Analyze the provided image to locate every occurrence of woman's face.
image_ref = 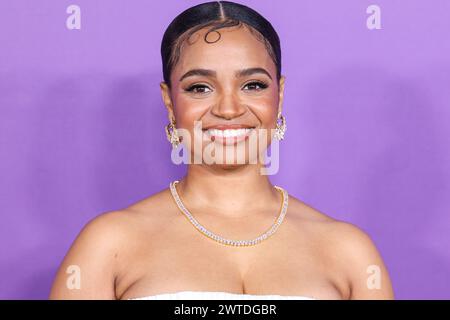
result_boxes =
[160,24,285,168]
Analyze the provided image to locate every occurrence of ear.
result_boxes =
[277,75,286,116]
[160,81,175,121]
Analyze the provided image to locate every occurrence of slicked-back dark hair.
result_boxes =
[160,1,282,88]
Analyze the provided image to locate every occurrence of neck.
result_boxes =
[174,163,282,219]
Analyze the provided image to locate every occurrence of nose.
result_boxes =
[210,91,247,120]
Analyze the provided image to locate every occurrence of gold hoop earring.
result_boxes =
[165,118,181,149]
[273,114,287,141]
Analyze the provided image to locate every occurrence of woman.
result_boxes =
[49,1,394,300]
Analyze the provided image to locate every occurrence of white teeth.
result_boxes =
[206,128,253,138]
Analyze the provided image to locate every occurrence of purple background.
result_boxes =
[1,0,449,299]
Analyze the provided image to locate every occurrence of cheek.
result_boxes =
[176,105,205,129]
[171,96,210,129]
[246,93,279,127]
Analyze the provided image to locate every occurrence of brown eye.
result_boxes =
[243,81,269,91]
[185,84,212,94]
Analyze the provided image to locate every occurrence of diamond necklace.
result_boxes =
[169,180,289,247]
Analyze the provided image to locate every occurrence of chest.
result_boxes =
[116,219,345,299]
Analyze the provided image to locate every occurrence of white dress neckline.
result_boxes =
[127,290,316,300]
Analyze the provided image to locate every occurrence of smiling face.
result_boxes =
[160,23,285,168]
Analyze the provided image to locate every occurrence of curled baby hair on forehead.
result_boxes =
[161,1,282,89]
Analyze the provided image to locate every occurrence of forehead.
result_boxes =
[173,25,276,78]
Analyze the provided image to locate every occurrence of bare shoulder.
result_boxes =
[125,186,173,217]
[49,209,141,299]
[288,195,395,299]
[326,219,395,299]
[288,195,382,250]
[76,187,174,247]
[49,188,172,300]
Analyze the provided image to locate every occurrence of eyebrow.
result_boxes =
[179,67,273,82]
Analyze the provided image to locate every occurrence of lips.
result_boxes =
[202,124,255,131]
[205,127,254,138]
[203,126,256,145]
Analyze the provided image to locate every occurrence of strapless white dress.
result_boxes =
[128,290,315,300]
